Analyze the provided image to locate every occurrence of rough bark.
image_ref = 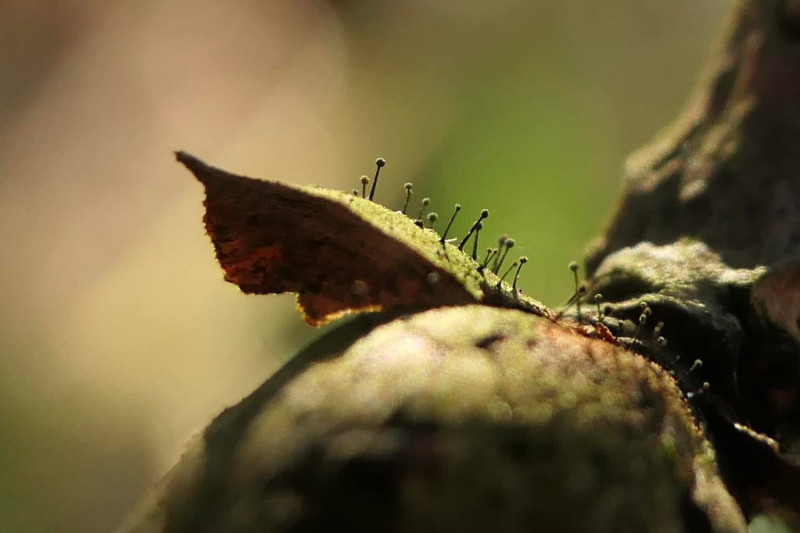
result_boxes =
[587,0,800,273]
[121,1,800,531]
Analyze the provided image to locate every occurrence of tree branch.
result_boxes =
[587,0,800,273]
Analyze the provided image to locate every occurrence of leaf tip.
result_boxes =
[175,151,213,185]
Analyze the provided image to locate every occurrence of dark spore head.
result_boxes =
[512,256,528,291]
[440,204,462,244]
[402,183,414,214]
[368,158,386,201]
[360,175,369,198]
[459,209,490,251]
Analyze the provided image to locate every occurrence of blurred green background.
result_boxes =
[0,1,762,531]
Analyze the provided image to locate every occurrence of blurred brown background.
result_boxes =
[0,1,731,531]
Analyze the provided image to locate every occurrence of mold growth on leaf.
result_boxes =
[176,151,701,389]
[177,151,553,325]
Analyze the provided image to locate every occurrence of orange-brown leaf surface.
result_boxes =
[177,151,550,326]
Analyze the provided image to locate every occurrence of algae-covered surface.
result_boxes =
[128,306,745,532]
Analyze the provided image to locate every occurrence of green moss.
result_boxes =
[136,305,745,532]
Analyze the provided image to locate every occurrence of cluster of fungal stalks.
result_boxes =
[561,262,710,402]
[354,158,530,294]
[353,158,711,405]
